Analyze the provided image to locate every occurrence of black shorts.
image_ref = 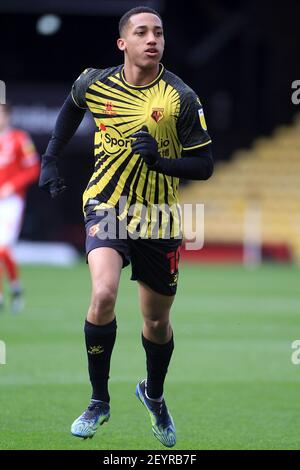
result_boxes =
[85,206,182,296]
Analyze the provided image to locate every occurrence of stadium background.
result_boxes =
[1,0,300,450]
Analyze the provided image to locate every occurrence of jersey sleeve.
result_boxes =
[19,131,39,167]
[71,68,97,109]
[177,88,211,151]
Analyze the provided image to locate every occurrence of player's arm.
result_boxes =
[158,144,213,180]
[131,127,214,181]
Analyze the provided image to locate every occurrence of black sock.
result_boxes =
[142,334,174,400]
[84,318,117,403]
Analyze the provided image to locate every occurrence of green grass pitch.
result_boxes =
[1,262,300,450]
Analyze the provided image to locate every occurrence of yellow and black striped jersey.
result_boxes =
[71,64,211,238]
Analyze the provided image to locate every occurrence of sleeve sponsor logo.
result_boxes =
[198,108,207,131]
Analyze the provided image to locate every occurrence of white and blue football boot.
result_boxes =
[136,379,176,448]
[71,400,110,439]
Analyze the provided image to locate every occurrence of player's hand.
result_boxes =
[39,155,67,198]
[131,126,160,169]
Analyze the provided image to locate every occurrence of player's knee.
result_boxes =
[144,317,170,334]
[90,284,117,319]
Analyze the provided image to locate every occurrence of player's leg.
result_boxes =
[139,281,175,396]
[0,262,4,310]
[0,246,22,310]
[130,237,181,447]
[136,282,176,447]
[85,247,123,402]
[0,195,24,313]
[71,247,123,439]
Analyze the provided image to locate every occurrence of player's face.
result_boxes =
[119,13,164,68]
[0,106,10,132]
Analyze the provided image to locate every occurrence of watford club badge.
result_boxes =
[151,108,164,123]
[88,223,100,237]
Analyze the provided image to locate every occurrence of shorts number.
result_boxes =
[166,247,181,274]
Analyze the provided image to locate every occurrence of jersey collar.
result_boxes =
[120,63,164,90]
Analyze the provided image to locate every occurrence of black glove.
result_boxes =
[131,126,160,169]
[39,155,67,198]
